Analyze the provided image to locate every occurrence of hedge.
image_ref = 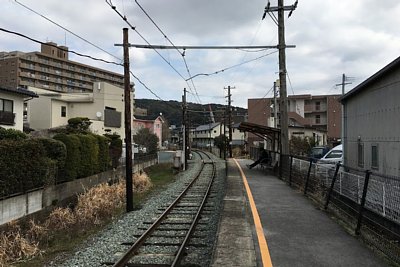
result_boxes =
[77,134,99,178]
[105,133,122,168]
[36,138,67,181]
[95,135,111,172]
[53,134,81,181]
[0,139,55,197]
[0,128,27,141]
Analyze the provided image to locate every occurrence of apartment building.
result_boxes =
[0,42,124,93]
[248,94,341,145]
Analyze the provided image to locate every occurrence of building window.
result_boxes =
[371,145,379,169]
[0,99,13,112]
[315,114,320,124]
[357,143,364,167]
[61,106,67,117]
[315,101,320,111]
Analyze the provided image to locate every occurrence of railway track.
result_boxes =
[105,150,217,267]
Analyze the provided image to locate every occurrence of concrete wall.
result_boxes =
[0,158,157,226]
[344,67,400,176]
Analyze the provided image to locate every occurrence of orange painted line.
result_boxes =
[233,158,273,267]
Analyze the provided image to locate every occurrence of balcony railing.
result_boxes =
[0,111,15,125]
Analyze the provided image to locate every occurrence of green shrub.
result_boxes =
[37,138,67,169]
[77,134,99,177]
[105,133,122,168]
[0,128,27,140]
[94,135,111,172]
[67,117,92,134]
[53,134,81,181]
[0,139,55,196]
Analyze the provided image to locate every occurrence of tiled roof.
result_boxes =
[195,122,221,131]
[0,87,38,98]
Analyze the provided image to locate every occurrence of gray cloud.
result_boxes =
[1,0,400,108]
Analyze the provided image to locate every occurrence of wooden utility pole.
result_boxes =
[123,28,133,212]
[182,88,188,170]
[264,0,297,155]
[273,81,278,128]
[336,73,352,157]
[277,0,289,155]
[225,86,233,158]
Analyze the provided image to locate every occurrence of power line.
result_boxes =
[286,71,295,95]
[186,50,278,81]
[0,27,172,106]
[250,85,275,111]
[134,0,201,103]
[105,0,195,94]
[13,0,122,62]
[0,28,122,66]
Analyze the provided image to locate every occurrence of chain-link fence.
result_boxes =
[250,148,400,264]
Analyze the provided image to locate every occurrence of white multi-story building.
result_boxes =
[27,82,133,139]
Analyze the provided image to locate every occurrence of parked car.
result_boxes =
[318,144,343,164]
[309,146,330,161]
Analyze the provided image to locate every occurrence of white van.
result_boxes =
[318,144,342,164]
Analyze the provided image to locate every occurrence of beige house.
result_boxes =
[0,87,37,131]
[27,82,133,138]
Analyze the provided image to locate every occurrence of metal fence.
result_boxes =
[250,148,400,264]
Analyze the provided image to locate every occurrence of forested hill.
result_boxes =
[135,99,247,127]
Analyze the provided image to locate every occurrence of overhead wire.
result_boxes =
[0,28,122,66]
[249,85,275,111]
[13,0,122,62]
[0,27,178,108]
[286,71,295,95]
[133,0,201,104]
[186,50,278,81]
[105,0,195,96]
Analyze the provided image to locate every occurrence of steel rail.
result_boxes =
[112,151,210,267]
[172,154,216,266]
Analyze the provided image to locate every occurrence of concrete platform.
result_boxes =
[212,158,389,267]
[211,159,257,267]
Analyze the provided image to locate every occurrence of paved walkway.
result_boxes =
[212,158,389,267]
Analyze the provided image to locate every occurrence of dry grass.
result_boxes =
[26,220,48,242]
[133,171,153,193]
[0,221,40,266]
[1,172,153,266]
[46,207,76,230]
[75,182,125,225]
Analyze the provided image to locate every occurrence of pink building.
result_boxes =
[132,115,164,148]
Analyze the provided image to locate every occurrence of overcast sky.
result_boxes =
[2,0,400,108]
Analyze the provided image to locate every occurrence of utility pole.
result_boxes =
[223,110,227,159]
[264,0,297,156]
[336,73,352,157]
[273,81,278,128]
[182,88,188,170]
[122,28,133,212]
[225,86,234,158]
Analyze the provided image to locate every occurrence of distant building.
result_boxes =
[132,115,164,148]
[341,56,400,176]
[0,42,124,93]
[0,86,37,131]
[27,82,131,139]
[191,122,223,148]
[134,107,148,116]
[248,94,341,146]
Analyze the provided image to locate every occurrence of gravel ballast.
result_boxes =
[48,152,226,267]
